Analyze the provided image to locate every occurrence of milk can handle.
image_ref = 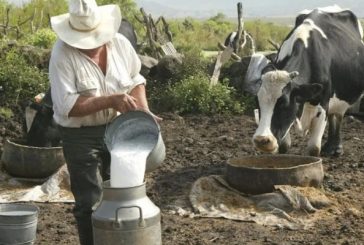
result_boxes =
[114,205,145,228]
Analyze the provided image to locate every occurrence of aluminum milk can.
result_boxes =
[92,181,161,245]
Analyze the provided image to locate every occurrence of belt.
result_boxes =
[59,124,108,135]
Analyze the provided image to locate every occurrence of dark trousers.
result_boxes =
[60,125,110,245]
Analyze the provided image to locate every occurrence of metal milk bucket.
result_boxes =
[92,181,161,245]
[0,203,39,245]
[104,110,165,173]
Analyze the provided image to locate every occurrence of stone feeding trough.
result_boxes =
[1,138,65,179]
[225,154,324,194]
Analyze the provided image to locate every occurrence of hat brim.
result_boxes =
[51,5,121,49]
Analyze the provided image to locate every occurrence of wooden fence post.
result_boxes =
[210,2,244,86]
[137,8,178,59]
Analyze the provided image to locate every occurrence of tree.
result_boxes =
[22,0,68,30]
[209,12,227,23]
[0,0,67,39]
[97,0,138,21]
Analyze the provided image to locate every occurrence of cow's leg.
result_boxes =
[322,114,344,156]
[322,97,350,156]
[306,108,327,156]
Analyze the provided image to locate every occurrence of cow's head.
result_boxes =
[247,68,323,154]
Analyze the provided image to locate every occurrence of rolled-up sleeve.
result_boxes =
[119,34,146,89]
[49,41,79,118]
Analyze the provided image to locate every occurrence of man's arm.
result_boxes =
[68,93,137,117]
[129,84,162,121]
[129,84,148,110]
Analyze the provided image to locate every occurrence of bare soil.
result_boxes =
[1,112,364,244]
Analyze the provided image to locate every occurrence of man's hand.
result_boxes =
[148,110,163,123]
[111,93,138,113]
[69,93,139,117]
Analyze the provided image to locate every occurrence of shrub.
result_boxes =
[243,20,290,55]
[169,17,234,52]
[147,47,250,115]
[25,29,57,49]
[170,48,211,83]
[0,48,49,105]
[0,107,13,119]
[166,73,243,115]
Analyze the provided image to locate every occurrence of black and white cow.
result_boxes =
[118,19,138,51]
[246,5,364,156]
[224,31,240,53]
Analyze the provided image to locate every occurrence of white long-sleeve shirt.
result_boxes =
[49,33,146,128]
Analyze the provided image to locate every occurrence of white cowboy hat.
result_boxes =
[51,0,121,49]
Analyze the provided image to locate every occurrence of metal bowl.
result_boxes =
[225,154,324,194]
[104,110,165,173]
[0,203,39,245]
[1,139,65,178]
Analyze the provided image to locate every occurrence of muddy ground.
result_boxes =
[1,112,364,244]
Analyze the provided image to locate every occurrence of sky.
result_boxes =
[5,0,364,18]
[6,0,22,5]
[135,0,364,18]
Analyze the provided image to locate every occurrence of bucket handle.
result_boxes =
[114,205,145,228]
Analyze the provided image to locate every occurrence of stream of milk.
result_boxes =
[110,136,155,188]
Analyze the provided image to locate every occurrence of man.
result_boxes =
[49,0,160,244]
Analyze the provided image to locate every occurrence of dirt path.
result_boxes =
[4,113,364,244]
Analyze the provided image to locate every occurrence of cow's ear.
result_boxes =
[282,81,292,94]
[295,13,308,28]
[291,83,323,102]
[243,79,262,95]
[243,53,270,95]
